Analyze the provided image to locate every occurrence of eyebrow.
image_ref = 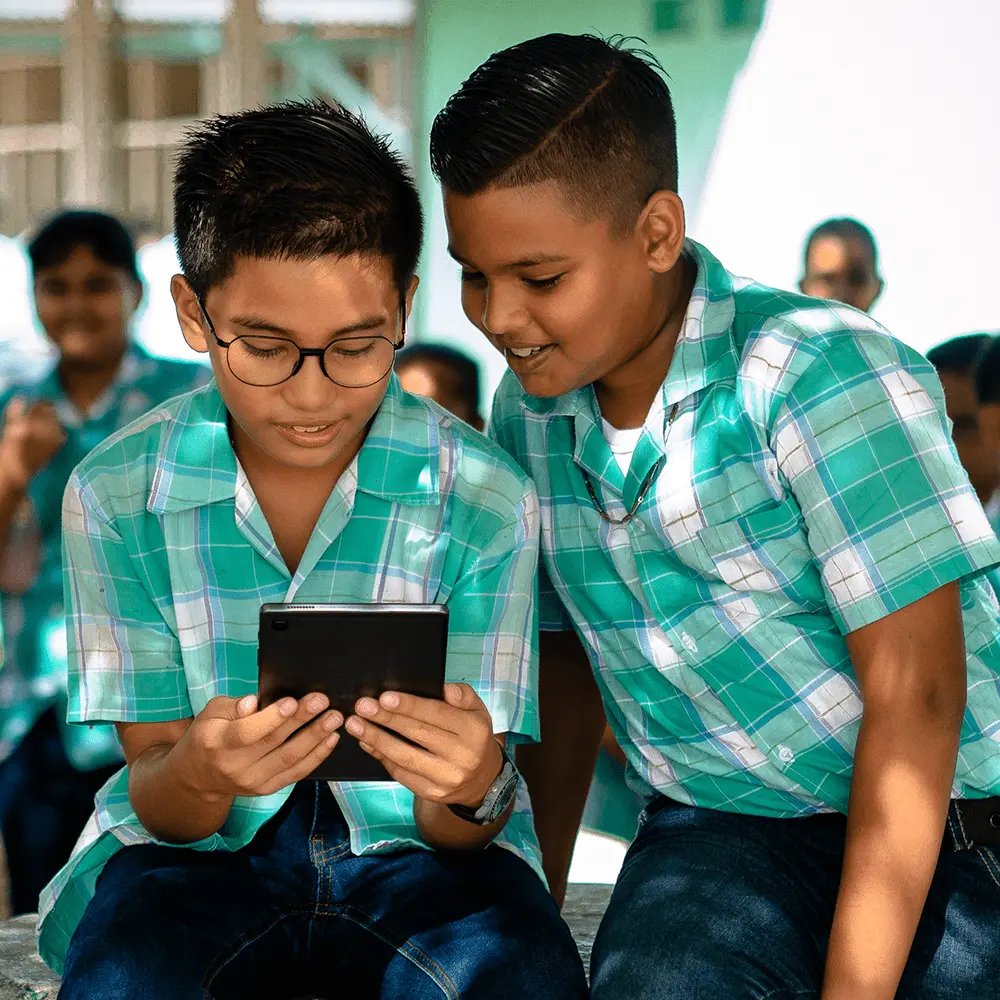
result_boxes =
[447,246,570,271]
[229,314,390,339]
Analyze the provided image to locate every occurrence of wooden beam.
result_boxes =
[218,0,263,114]
[61,0,122,210]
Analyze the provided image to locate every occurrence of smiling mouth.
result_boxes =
[290,425,330,433]
[507,346,547,358]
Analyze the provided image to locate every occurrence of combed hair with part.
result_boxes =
[174,99,422,297]
[430,34,678,234]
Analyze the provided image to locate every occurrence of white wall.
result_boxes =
[694,0,1000,351]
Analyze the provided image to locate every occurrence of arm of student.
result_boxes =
[350,473,545,852]
[771,334,998,999]
[0,397,65,553]
[118,694,342,844]
[62,467,341,844]
[821,583,965,1000]
[517,628,605,906]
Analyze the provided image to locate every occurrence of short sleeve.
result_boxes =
[444,483,541,744]
[62,472,191,723]
[772,335,1000,634]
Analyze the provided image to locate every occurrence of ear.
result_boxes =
[171,274,210,354]
[638,190,686,274]
[126,276,145,316]
[404,275,420,319]
[399,274,420,347]
[868,277,884,310]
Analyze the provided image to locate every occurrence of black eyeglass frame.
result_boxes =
[195,293,407,389]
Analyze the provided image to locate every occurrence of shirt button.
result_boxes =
[776,745,795,765]
[680,632,698,654]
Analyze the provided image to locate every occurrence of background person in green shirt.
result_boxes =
[432,33,1000,1000]
[0,210,206,916]
[45,100,587,999]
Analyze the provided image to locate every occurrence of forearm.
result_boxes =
[0,470,27,555]
[822,701,962,999]
[517,629,606,904]
[414,795,512,850]
[129,739,235,844]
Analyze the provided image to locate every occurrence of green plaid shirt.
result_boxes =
[38,375,542,973]
[0,346,206,771]
[491,239,1000,820]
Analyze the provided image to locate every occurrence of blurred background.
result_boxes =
[1,0,998,888]
[3,0,998,399]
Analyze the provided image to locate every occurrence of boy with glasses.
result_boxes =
[38,100,587,999]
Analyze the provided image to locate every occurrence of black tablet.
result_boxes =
[257,602,449,781]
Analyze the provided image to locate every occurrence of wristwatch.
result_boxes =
[448,741,519,825]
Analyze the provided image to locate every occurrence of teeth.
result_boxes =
[508,346,545,358]
[292,425,328,433]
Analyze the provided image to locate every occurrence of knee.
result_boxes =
[590,919,816,1000]
[60,940,177,1000]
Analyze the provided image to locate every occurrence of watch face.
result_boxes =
[485,768,519,823]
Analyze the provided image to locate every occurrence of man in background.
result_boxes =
[975,335,1000,530]
[927,334,998,506]
[800,217,883,313]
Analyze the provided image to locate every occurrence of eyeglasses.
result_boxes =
[196,296,405,389]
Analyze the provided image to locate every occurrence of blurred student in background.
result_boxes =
[799,217,883,313]
[976,335,1000,529]
[927,335,998,505]
[0,210,207,915]
[396,343,485,430]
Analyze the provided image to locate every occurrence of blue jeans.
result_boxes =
[591,796,1000,999]
[60,782,588,999]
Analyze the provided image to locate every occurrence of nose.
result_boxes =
[280,352,338,411]
[481,283,530,338]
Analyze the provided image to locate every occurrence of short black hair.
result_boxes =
[396,343,481,417]
[927,334,993,377]
[27,209,140,284]
[803,218,880,272]
[430,33,677,234]
[974,335,1000,404]
[174,99,422,297]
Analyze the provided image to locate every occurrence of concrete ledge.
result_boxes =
[0,883,613,996]
[0,915,60,1000]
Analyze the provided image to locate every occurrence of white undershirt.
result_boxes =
[601,416,644,475]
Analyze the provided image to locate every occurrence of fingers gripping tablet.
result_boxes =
[257,603,448,781]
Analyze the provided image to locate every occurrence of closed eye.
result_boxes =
[522,274,565,291]
[459,269,486,285]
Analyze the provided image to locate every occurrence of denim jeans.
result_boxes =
[60,782,588,999]
[590,795,1000,999]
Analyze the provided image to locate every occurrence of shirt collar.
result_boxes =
[148,373,439,515]
[521,238,740,417]
[36,343,154,428]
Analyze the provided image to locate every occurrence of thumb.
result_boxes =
[444,682,480,711]
[200,694,256,721]
[3,396,25,425]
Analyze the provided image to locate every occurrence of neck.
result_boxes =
[596,254,697,429]
[58,346,127,415]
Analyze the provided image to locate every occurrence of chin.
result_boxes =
[514,368,587,400]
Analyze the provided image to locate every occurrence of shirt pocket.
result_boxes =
[695,497,812,598]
